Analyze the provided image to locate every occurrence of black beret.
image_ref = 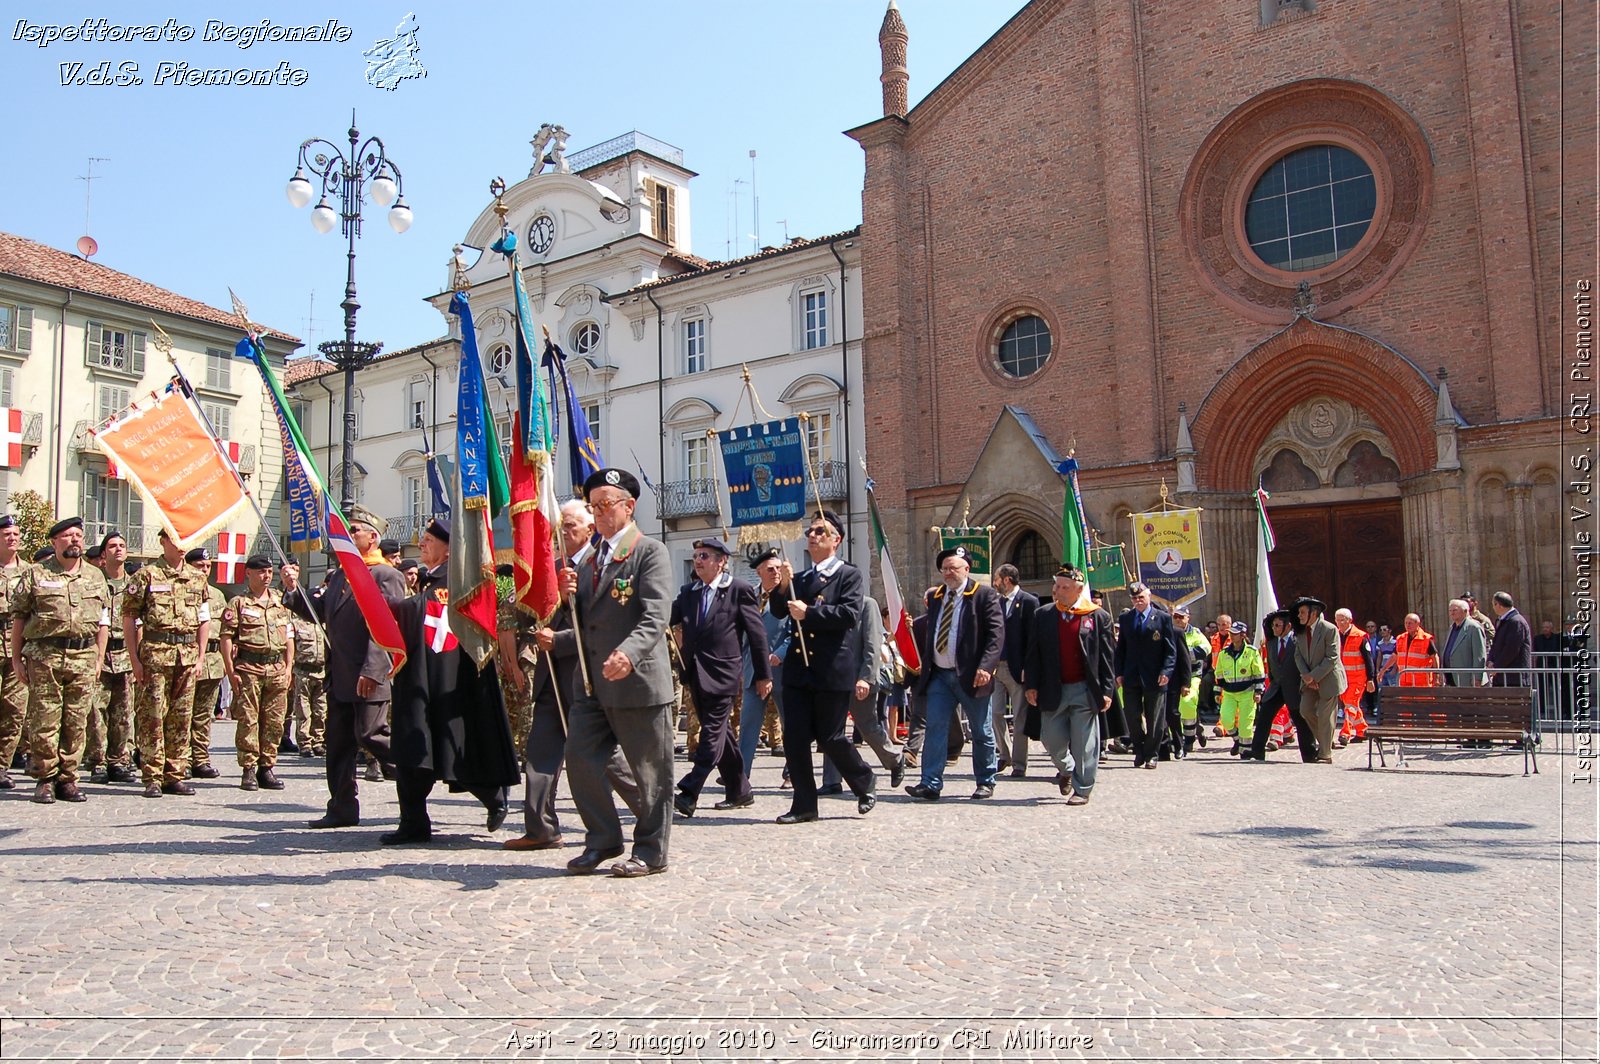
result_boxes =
[245,555,273,571]
[32,546,53,562]
[85,545,103,560]
[813,509,844,539]
[0,515,17,531]
[397,558,420,572]
[692,537,731,556]
[583,467,641,500]
[379,538,401,555]
[752,547,782,565]
[47,517,83,538]
[935,545,970,568]
[184,547,210,564]
[99,530,124,550]
[424,517,449,543]
[125,560,142,575]
[1055,565,1087,582]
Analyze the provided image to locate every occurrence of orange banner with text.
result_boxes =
[92,391,247,549]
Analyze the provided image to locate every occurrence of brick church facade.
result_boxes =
[849,0,1590,630]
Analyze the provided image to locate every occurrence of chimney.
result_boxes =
[879,0,909,118]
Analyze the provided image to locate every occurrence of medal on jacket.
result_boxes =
[1152,629,1162,642]
[612,577,634,604]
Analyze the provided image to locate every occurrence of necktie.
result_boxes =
[592,541,610,592]
[935,597,955,656]
[700,587,712,622]
[758,590,770,614]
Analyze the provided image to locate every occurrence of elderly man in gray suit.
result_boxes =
[1441,598,1488,686]
[1291,595,1346,763]
[559,468,676,878]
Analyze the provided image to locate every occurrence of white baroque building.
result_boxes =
[289,132,865,582]
[0,231,296,565]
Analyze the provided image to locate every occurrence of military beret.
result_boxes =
[85,545,103,561]
[245,555,273,571]
[0,515,17,531]
[1055,565,1087,582]
[397,558,420,572]
[32,547,53,562]
[98,530,124,550]
[692,537,731,557]
[583,467,640,500]
[125,560,142,575]
[47,517,84,538]
[379,538,401,555]
[1461,591,1477,601]
[935,545,970,568]
[184,547,211,564]
[424,517,449,543]
[813,509,844,539]
[752,547,782,565]
[345,504,388,536]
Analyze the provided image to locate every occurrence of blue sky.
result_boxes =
[0,1,1019,353]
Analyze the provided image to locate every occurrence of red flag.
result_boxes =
[214,531,249,583]
[327,506,406,677]
[509,412,561,622]
[0,409,21,469]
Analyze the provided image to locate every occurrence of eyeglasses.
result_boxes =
[693,552,718,561]
[591,497,630,512]
[805,526,833,538]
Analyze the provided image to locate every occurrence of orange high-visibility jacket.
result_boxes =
[1394,628,1439,687]
[1338,628,1368,705]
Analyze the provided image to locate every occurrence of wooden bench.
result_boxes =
[1367,685,1537,775]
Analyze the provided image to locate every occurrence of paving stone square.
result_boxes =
[0,724,1594,1062]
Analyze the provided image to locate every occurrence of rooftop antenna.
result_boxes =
[749,149,759,253]
[302,291,322,351]
[75,156,109,258]
[730,178,746,259]
[775,218,790,243]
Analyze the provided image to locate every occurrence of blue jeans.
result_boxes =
[917,667,998,792]
[1040,682,1100,797]
[739,680,780,777]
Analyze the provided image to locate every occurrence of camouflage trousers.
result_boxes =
[0,654,29,767]
[85,671,133,769]
[234,664,289,770]
[189,676,221,769]
[22,647,98,785]
[290,665,326,752]
[500,668,533,758]
[135,663,198,787]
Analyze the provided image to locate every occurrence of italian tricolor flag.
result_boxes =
[869,486,920,673]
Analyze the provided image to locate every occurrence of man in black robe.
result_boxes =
[379,517,519,845]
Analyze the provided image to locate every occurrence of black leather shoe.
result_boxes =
[106,765,137,784]
[256,767,285,790]
[191,763,220,779]
[566,845,625,874]
[673,793,697,818]
[905,784,941,800]
[972,784,995,800]
[486,804,507,832]
[857,792,877,815]
[142,783,163,798]
[713,794,754,811]
[775,810,818,824]
[161,781,196,796]
[889,756,906,789]
[379,828,432,846]
[816,783,844,796]
[240,770,259,792]
[308,814,358,829]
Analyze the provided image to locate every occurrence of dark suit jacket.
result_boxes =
[771,559,864,693]
[1114,606,1177,686]
[999,588,1040,676]
[1020,604,1115,740]
[556,524,674,708]
[1487,607,1533,686]
[914,578,1004,698]
[1261,632,1302,708]
[298,562,407,703]
[671,576,770,701]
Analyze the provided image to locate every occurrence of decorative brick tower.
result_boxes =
[878,0,908,118]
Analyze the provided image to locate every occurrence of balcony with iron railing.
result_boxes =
[384,513,445,544]
[83,521,156,555]
[813,460,849,501]
[656,479,721,520]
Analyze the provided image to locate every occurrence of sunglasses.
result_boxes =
[805,526,833,538]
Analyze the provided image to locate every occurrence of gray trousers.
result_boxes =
[522,688,641,842]
[822,691,903,786]
[1301,686,1340,760]
[566,696,674,867]
[1040,681,1100,797]
[989,661,1029,768]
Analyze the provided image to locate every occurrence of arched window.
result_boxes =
[1012,530,1055,583]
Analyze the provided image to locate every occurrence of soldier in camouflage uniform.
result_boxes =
[280,563,326,757]
[10,517,110,804]
[0,514,29,789]
[496,566,535,759]
[83,533,137,784]
[184,547,227,779]
[221,556,294,791]
[124,528,211,798]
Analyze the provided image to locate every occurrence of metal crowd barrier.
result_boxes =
[1392,651,1598,740]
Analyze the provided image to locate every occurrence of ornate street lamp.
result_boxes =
[285,112,412,512]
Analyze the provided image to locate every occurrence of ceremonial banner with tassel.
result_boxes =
[719,418,809,546]
[1057,455,1092,575]
[1131,507,1208,610]
[936,526,993,583]
[448,292,509,665]
[233,336,404,675]
[543,337,603,488]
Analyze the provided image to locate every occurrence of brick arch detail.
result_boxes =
[1193,318,1437,491]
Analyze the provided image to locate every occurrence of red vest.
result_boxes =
[1338,627,1367,704]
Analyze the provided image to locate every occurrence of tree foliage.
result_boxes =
[10,489,55,561]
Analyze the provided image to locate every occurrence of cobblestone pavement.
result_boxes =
[0,724,1595,1062]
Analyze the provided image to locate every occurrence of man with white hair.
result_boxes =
[1332,608,1375,745]
[1441,599,1487,686]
